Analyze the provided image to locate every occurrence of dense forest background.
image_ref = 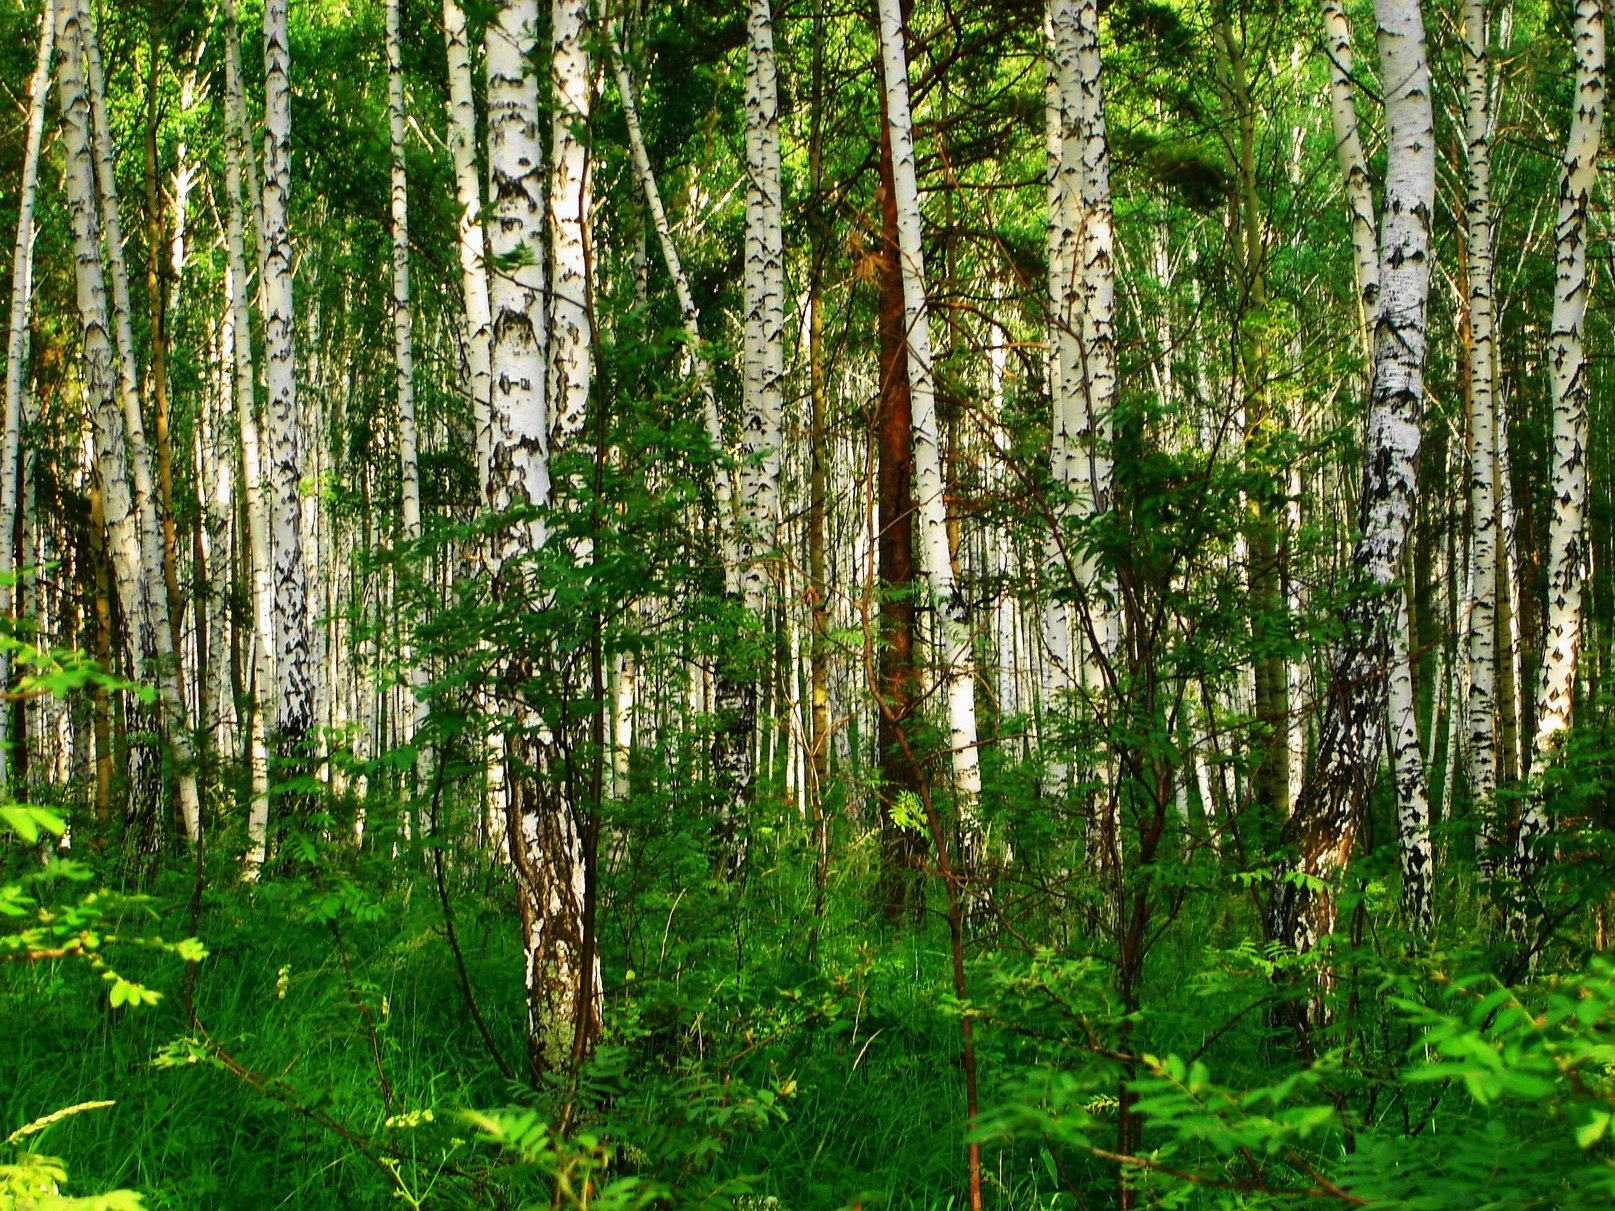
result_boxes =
[3,0,1615,1205]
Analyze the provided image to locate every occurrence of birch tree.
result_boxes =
[68,0,203,845]
[1461,0,1504,878]
[0,2,54,789]
[1521,0,1605,880]
[388,0,430,794]
[261,0,315,750]
[483,0,597,1072]
[1271,0,1434,955]
[443,0,493,490]
[875,0,983,834]
[223,0,276,867]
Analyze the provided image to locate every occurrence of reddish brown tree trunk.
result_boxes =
[875,67,924,920]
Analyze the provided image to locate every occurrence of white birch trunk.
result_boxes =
[223,0,276,868]
[444,0,494,493]
[388,0,431,795]
[548,0,592,448]
[68,0,203,843]
[876,0,983,828]
[1388,586,1432,931]
[608,28,740,580]
[739,0,784,610]
[0,2,54,789]
[1272,0,1433,953]
[261,0,315,746]
[1460,0,1503,875]
[1522,0,1605,872]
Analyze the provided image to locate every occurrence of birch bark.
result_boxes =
[875,0,983,829]
[484,0,597,1073]
[388,0,431,795]
[443,0,494,492]
[223,0,276,867]
[1271,0,1433,954]
[72,0,203,844]
[0,3,54,789]
[1522,0,1605,876]
[1460,0,1503,876]
[261,0,315,749]
[1319,0,1432,926]
[739,0,784,610]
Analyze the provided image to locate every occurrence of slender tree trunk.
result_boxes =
[223,0,276,868]
[607,28,737,569]
[261,0,315,754]
[388,0,431,801]
[1271,0,1434,955]
[1521,0,1605,879]
[739,0,785,609]
[0,2,54,789]
[484,0,597,1075]
[876,0,983,853]
[874,55,924,918]
[67,0,203,846]
[443,0,493,495]
[1460,0,1503,879]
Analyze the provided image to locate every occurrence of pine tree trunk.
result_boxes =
[876,0,983,838]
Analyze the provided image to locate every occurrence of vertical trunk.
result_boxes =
[388,0,431,796]
[1213,9,1289,821]
[1460,0,1503,877]
[0,2,54,789]
[739,0,785,609]
[443,0,494,494]
[484,0,596,1074]
[806,0,832,915]
[64,0,203,846]
[223,0,276,867]
[874,62,923,916]
[143,2,185,662]
[1042,0,1075,775]
[876,0,983,840]
[1320,0,1380,334]
[1389,584,1433,930]
[261,0,315,751]
[548,0,592,449]
[548,0,600,1067]
[1319,0,1432,914]
[1272,0,1433,955]
[1522,0,1605,875]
